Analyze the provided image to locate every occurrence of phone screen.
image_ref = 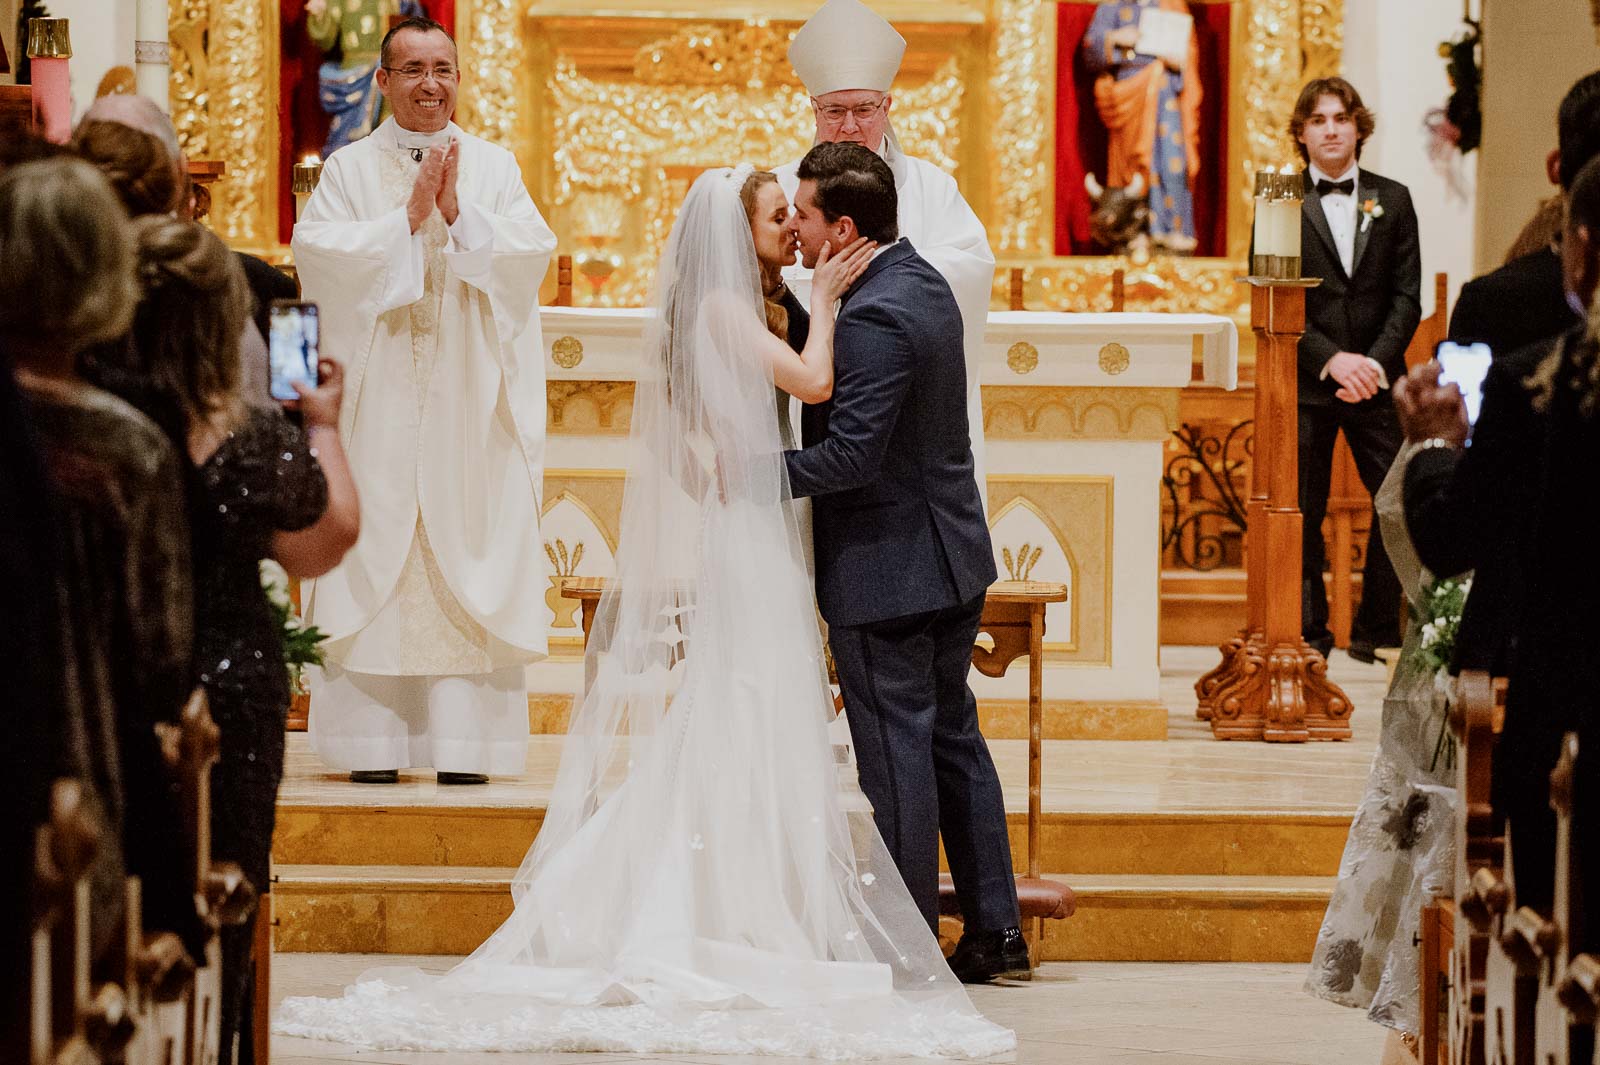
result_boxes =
[1435,340,1492,430]
[269,300,320,402]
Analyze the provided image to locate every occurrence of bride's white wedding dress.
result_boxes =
[274,166,1016,1059]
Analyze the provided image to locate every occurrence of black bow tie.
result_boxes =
[1315,177,1354,197]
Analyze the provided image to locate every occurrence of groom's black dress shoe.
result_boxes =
[438,771,489,785]
[349,769,399,784]
[947,926,1031,984]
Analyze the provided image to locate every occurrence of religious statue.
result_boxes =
[1082,0,1202,253]
[305,0,422,157]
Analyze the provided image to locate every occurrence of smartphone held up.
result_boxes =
[1434,340,1492,438]
[269,299,321,403]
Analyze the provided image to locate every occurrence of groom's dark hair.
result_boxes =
[797,143,898,245]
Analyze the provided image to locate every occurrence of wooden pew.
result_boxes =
[31,778,102,1065]
[1451,670,1507,1065]
[155,690,256,1065]
[1485,827,1540,1065]
[1555,952,1598,1065]
[1531,734,1592,1065]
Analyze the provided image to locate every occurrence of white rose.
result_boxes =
[259,559,293,611]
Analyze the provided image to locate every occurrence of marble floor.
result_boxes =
[278,646,1392,817]
[270,953,1393,1065]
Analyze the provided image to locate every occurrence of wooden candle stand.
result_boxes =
[1195,278,1353,741]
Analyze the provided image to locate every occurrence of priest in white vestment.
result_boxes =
[776,0,996,504]
[293,16,557,784]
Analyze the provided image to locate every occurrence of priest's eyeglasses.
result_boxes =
[812,98,886,124]
[384,64,459,83]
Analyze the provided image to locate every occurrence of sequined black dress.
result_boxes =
[191,406,327,1064]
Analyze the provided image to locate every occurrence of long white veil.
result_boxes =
[275,167,1015,1058]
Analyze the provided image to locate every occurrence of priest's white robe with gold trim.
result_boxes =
[292,118,556,773]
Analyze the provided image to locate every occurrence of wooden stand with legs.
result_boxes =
[1195,278,1353,741]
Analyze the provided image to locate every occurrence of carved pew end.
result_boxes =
[1557,955,1600,1023]
[137,932,197,1005]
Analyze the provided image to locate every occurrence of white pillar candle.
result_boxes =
[1251,171,1274,269]
[134,0,170,113]
[1277,166,1302,260]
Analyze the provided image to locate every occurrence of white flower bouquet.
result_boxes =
[260,559,329,695]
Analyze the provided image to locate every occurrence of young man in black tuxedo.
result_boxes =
[782,142,1024,984]
[1291,77,1421,662]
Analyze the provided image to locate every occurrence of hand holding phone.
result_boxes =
[293,357,344,431]
[269,300,320,403]
[1435,340,1493,429]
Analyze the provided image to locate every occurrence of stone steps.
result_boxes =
[273,803,1353,877]
[269,865,1334,963]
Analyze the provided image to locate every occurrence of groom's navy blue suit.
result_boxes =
[784,238,1020,933]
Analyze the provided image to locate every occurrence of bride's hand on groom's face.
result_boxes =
[810,236,877,305]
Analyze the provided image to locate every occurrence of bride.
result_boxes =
[275,165,1018,1058]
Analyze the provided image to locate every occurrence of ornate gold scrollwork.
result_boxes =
[990,0,1055,256]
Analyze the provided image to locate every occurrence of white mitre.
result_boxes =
[788,0,906,96]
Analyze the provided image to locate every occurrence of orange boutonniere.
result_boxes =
[1359,197,1384,232]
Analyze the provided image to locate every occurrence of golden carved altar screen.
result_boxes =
[173,0,1342,317]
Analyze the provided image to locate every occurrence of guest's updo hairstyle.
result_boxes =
[127,215,251,436]
[737,168,789,341]
[0,158,137,355]
[72,120,183,217]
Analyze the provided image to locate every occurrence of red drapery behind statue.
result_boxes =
[277,0,454,245]
[1054,1,1231,257]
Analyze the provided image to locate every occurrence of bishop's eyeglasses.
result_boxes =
[812,97,887,124]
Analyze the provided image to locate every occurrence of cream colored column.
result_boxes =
[1475,0,1599,272]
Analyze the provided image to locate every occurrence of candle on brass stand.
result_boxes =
[134,0,171,112]
[1250,168,1305,280]
[292,155,323,221]
[1195,175,1349,742]
[27,18,72,144]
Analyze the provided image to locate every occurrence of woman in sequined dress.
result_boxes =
[2,157,204,970]
[103,215,360,1065]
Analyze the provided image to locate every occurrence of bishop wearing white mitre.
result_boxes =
[293,16,557,784]
[776,0,996,501]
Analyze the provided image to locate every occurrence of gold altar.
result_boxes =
[172,0,1343,317]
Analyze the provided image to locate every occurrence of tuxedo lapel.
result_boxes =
[1300,173,1344,280]
[1350,170,1376,276]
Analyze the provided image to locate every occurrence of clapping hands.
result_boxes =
[407,139,461,233]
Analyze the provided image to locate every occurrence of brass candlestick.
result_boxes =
[292,156,322,220]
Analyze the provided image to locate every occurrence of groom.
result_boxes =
[781,142,1025,983]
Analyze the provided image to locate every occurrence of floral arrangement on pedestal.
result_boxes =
[1411,574,1471,771]
[260,559,328,696]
